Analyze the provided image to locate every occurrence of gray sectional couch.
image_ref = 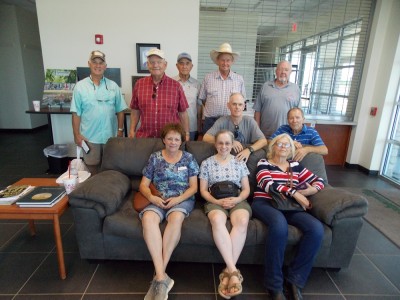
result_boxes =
[68,137,368,270]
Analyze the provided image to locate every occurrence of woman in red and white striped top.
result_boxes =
[252,133,325,300]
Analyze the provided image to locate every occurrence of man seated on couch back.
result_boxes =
[270,107,328,161]
[203,93,267,162]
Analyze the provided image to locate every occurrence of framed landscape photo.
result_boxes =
[136,43,160,73]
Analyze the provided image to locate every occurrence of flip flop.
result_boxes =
[218,270,231,299]
[227,269,243,297]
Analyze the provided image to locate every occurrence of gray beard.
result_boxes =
[278,78,288,84]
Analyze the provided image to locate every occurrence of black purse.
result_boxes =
[210,181,240,199]
[268,166,306,211]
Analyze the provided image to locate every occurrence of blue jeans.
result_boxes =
[252,199,324,291]
[203,116,221,134]
[189,131,198,141]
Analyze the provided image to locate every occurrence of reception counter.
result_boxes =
[26,107,131,144]
[26,108,353,166]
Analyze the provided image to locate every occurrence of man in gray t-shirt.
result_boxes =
[203,93,267,162]
[253,60,301,139]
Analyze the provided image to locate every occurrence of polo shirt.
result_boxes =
[253,80,300,139]
[271,124,325,146]
[173,75,200,132]
[71,76,127,144]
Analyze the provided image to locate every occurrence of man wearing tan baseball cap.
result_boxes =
[71,50,127,174]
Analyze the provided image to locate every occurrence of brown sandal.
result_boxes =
[218,270,231,299]
[227,269,243,297]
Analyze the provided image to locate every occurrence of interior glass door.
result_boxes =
[381,84,400,185]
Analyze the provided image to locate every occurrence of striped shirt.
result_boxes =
[271,124,325,146]
[198,70,246,118]
[254,159,325,201]
[130,74,189,138]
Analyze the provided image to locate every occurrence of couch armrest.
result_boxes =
[310,186,368,226]
[68,170,131,218]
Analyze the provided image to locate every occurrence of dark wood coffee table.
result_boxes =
[0,178,69,279]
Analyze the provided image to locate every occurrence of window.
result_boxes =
[280,20,364,121]
[198,0,374,120]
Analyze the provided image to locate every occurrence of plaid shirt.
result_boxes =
[198,70,246,118]
[130,74,189,138]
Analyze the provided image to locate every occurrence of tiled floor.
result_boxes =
[0,127,400,299]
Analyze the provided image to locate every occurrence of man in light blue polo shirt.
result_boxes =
[71,50,127,174]
[271,107,328,161]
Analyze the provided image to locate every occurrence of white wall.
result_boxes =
[36,0,200,104]
[36,0,200,144]
[0,5,46,129]
[346,0,400,171]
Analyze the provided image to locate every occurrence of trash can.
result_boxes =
[43,144,69,174]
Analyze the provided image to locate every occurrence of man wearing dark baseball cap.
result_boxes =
[71,50,127,174]
[174,52,201,140]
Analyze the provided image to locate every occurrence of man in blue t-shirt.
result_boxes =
[270,107,328,161]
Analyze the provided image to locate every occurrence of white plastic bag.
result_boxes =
[70,147,90,174]
[56,147,91,185]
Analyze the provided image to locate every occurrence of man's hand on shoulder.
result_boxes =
[294,147,308,161]
[232,140,244,153]
[235,147,251,162]
[294,140,302,149]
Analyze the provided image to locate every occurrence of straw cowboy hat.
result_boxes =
[210,43,240,65]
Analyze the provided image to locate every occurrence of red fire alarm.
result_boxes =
[95,34,103,44]
[370,107,378,116]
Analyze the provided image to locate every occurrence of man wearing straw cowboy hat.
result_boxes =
[198,43,246,134]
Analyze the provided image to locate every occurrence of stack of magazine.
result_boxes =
[0,185,35,205]
[16,186,66,208]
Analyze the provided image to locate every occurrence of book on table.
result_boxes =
[0,185,35,205]
[16,186,66,207]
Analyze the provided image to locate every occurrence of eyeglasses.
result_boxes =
[152,84,158,100]
[275,142,291,148]
[234,125,239,139]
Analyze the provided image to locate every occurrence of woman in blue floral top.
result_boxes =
[139,123,199,300]
[199,130,251,299]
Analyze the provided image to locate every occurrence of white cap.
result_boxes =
[146,48,165,59]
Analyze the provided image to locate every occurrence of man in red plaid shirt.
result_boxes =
[129,49,190,140]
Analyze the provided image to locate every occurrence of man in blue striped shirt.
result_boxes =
[270,108,328,161]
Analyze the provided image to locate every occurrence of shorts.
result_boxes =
[139,198,195,222]
[204,200,252,218]
[82,142,104,166]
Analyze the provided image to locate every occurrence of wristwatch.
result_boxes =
[248,146,255,154]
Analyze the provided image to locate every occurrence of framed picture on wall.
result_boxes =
[136,43,160,73]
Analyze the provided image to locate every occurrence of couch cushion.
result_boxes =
[103,198,305,248]
[103,194,143,239]
[300,153,328,183]
[101,137,165,176]
[185,141,216,166]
